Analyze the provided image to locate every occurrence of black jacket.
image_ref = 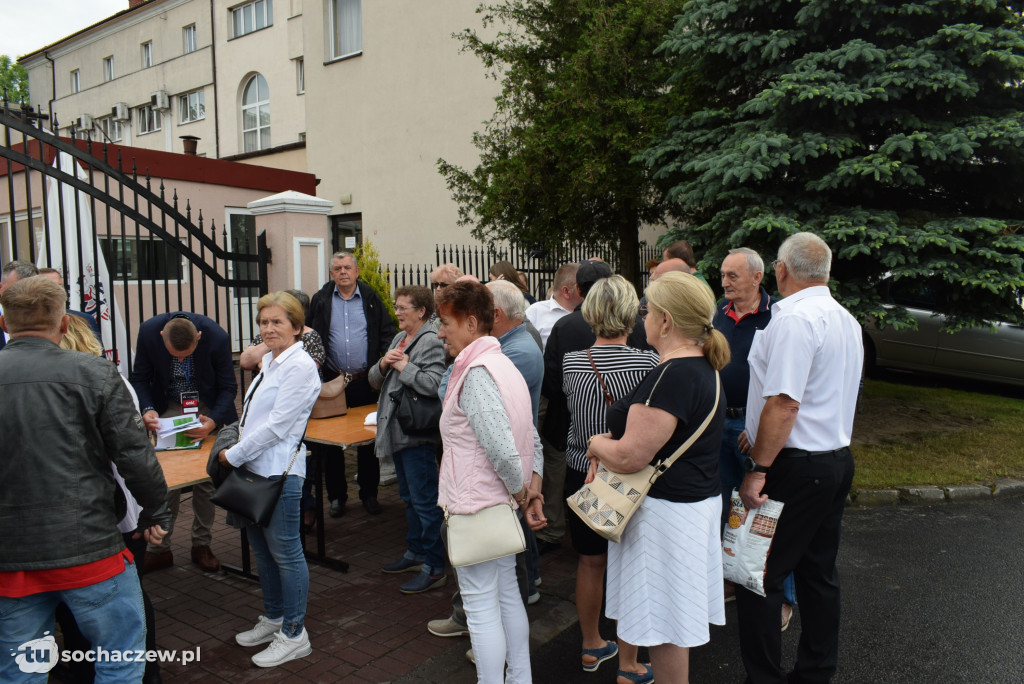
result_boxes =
[0,337,171,570]
[309,279,397,381]
[129,312,239,427]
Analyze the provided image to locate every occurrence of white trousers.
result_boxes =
[457,554,532,683]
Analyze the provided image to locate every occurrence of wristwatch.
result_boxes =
[744,456,769,474]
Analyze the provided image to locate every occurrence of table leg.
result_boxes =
[301,447,349,573]
[221,527,259,582]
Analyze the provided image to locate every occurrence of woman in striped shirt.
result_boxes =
[563,275,658,684]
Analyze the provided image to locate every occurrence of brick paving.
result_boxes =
[65,454,581,683]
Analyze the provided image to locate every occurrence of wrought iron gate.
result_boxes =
[0,98,268,368]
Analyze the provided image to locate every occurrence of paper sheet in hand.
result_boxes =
[153,415,202,451]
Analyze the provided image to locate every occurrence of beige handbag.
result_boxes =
[310,372,349,419]
[567,368,720,543]
[444,499,526,567]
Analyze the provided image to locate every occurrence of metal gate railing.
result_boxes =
[0,98,267,379]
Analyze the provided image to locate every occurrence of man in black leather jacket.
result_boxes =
[0,276,171,683]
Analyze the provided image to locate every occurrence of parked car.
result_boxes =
[862,278,1024,386]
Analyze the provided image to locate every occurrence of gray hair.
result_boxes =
[2,260,39,281]
[331,251,356,264]
[777,232,831,282]
[728,247,764,276]
[487,280,527,321]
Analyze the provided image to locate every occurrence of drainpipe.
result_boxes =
[209,0,220,158]
[44,51,56,128]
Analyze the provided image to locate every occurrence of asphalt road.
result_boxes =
[528,494,1024,683]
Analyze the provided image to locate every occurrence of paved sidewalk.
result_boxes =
[64,460,579,683]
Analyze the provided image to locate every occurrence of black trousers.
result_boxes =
[324,375,380,503]
[736,447,854,684]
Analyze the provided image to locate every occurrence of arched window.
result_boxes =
[241,74,270,152]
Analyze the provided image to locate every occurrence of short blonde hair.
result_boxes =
[257,291,305,340]
[60,314,103,356]
[645,272,730,370]
[582,275,638,339]
[0,276,66,334]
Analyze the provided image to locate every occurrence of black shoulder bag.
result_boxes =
[388,332,443,436]
[210,373,302,527]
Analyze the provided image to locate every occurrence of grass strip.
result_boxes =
[851,378,1024,489]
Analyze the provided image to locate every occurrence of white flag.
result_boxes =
[41,151,131,376]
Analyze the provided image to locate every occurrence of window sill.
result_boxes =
[179,118,205,126]
[228,24,273,41]
[324,51,362,66]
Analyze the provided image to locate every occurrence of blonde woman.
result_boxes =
[587,272,730,684]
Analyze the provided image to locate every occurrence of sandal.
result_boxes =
[617,663,654,684]
[581,639,618,672]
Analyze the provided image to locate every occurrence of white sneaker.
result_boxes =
[251,629,312,668]
[235,615,282,647]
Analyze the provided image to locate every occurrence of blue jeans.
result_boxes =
[247,475,309,638]
[393,444,446,575]
[720,414,797,606]
[0,557,146,683]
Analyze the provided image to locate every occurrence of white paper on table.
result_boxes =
[364,411,377,426]
[156,415,202,437]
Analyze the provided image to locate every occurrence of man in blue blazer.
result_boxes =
[130,312,238,572]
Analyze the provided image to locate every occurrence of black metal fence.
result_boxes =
[383,241,662,299]
[0,99,267,385]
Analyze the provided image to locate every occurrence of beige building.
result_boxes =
[19,0,513,267]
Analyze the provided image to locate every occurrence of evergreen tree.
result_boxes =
[645,0,1024,329]
[354,241,398,327]
[438,0,687,285]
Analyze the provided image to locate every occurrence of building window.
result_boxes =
[70,69,80,94]
[329,0,361,60]
[331,213,362,252]
[100,237,183,281]
[241,74,270,152]
[296,58,304,94]
[97,117,122,142]
[231,0,273,38]
[0,212,43,265]
[226,210,260,298]
[103,56,114,82]
[138,105,162,134]
[183,24,197,53]
[141,41,153,68]
[179,90,205,124]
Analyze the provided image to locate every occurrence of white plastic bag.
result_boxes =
[722,489,784,597]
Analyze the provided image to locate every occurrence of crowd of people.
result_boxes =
[0,231,862,684]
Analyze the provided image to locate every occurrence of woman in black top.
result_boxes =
[587,272,729,684]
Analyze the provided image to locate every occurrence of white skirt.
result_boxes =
[606,494,725,648]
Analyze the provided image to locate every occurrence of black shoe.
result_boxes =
[329,499,346,518]
[362,497,382,515]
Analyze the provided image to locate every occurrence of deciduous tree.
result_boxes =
[439,0,686,285]
[0,55,29,105]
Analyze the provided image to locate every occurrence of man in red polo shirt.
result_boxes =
[0,276,170,683]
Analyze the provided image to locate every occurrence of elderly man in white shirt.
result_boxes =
[525,263,582,351]
[735,232,863,684]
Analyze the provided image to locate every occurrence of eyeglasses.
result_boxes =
[393,304,419,312]
[772,259,784,270]
[639,305,649,320]
[430,282,449,290]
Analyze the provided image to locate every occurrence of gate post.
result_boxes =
[248,190,334,296]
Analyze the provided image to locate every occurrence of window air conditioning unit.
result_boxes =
[111,102,129,121]
[150,90,170,111]
[75,114,94,130]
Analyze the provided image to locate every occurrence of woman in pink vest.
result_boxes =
[436,281,535,684]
